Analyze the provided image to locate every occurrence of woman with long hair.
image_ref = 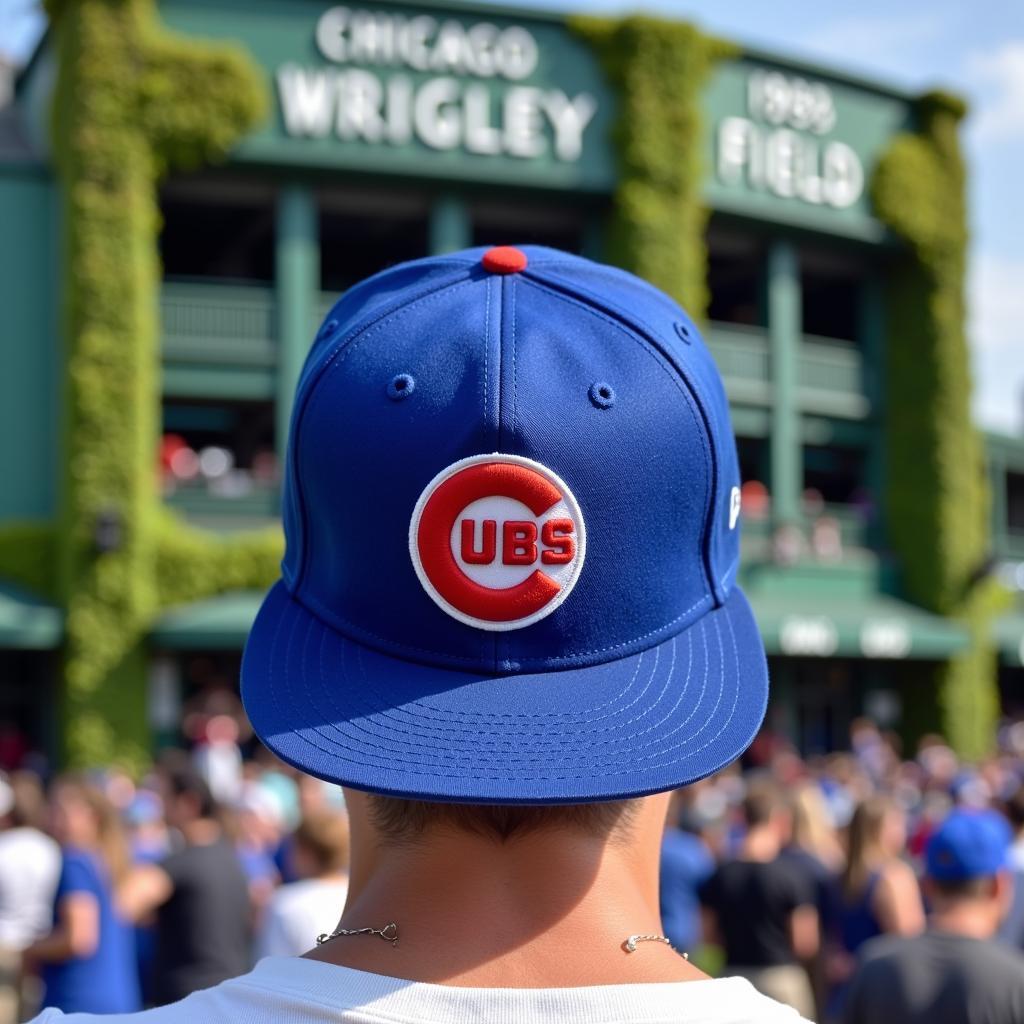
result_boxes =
[23,777,140,1014]
[790,784,845,874]
[839,795,924,953]
[782,783,845,1021]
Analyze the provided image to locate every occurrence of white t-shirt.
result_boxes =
[30,954,813,1023]
[0,826,60,949]
[257,877,350,958]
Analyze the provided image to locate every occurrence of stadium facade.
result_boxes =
[0,0,1021,769]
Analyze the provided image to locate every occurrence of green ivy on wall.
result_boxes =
[0,523,56,600]
[34,0,271,772]
[873,91,998,758]
[154,512,282,611]
[571,15,735,317]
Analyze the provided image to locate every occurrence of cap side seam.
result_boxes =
[519,277,714,598]
[492,276,505,671]
[525,269,723,606]
[326,256,476,316]
[292,275,475,591]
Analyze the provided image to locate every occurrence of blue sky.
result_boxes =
[2,0,1021,433]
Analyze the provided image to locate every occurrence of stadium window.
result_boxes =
[1007,471,1024,533]
[803,443,868,506]
[320,189,430,294]
[800,247,862,342]
[736,436,770,490]
[160,398,277,503]
[471,199,587,254]
[177,652,251,753]
[0,649,57,765]
[706,227,766,327]
[160,179,275,284]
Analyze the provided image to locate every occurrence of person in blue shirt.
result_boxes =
[659,793,715,954]
[23,777,140,1014]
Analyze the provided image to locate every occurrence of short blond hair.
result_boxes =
[294,811,350,874]
[367,797,638,845]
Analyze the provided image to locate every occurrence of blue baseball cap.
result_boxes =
[241,245,768,804]
[926,808,1012,881]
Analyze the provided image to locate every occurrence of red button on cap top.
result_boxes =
[481,246,528,274]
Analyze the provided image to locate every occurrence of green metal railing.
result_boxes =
[705,322,869,418]
[996,531,1024,562]
[704,324,773,405]
[741,502,870,554]
[799,333,869,417]
[163,484,281,528]
[160,280,278,400]
[157,288,871,417]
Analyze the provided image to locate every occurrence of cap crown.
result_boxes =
[281,246,741,673]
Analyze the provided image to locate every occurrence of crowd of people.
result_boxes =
[2,715,1024,1023]
[0,743,350,1022]
[662,717,1024,1022]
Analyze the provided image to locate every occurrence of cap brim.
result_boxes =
[241,581,768,804]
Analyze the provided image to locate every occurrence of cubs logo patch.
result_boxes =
[409,453,587,631]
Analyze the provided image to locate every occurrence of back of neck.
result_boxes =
[308,828,707,987]
[930,904,999,941]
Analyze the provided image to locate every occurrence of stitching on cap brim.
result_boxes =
[241,582,768,805]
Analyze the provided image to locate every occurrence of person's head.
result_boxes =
[741,778,792,844]
[159,754,218,830]
[290,810,351,879]
[843,794,905,897]
[924,808,1014,935]
[790,783,843,868]
[849,716,880,746]
[1004,783,1024,838]
[48,775,129,882]
[0,777,11,829]
[239,247,769,876]
[232,782,284,847]
[0,770,48,830]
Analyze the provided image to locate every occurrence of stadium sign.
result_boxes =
[276,6,599,165]
[716,70,864,209]
[702,55,912,238]
[154,0,615,190]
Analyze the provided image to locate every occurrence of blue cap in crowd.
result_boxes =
[241,245,768,804]
[926,808,1012,882]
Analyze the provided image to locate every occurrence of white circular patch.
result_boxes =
[409,453,587,631]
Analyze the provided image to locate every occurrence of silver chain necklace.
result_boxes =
[624,933,687,958]
[315,922,685,959]
[316,922,399,947]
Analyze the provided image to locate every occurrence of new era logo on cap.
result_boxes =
[409,453,587,631]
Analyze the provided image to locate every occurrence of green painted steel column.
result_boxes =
[860,272,886,547]
[429,193,471,255]
[772,661,800,747]
[990,450,1008,555]
[275,184,319,455]
[768,239,801,527]
[581,211,606,261]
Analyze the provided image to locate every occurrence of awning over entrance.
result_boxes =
[151,590,263,650]
[151,586,969,662]
[0,582,62,649]
[747,591,969,660]
[994,611,1024,668]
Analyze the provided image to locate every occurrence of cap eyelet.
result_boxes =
[318,317,339,340]
[589,381,616,409]
[387,373,415,401]
[673,321,692,344]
